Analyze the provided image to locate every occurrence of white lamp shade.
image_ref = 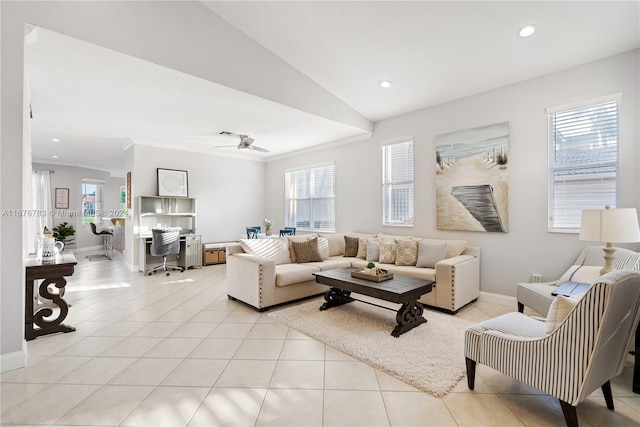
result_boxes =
[579,208,640,243]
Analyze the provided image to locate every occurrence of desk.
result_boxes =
[25,252,77,340]
[138,234,202,272]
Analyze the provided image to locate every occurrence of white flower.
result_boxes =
[263,219,273,228]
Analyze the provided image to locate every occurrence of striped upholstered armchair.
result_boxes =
[465,270,640,427]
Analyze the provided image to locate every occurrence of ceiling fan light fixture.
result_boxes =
[518,24,537,38]
[379,80,392,88]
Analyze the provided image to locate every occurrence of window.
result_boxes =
[548,96,619,231]
[382,140,414,226]
[81,178,105,224]
[285,163,335,232]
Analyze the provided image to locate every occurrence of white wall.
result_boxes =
[128,145,265,270]
[266,49,640,296]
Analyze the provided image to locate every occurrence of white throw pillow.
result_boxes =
[239,238,291,265]
[416,241,447,268]
[318,233,345,256]
[545,295,580,334]
[366,239,380,261]
[570,266,603,284]
[317,237,330,260]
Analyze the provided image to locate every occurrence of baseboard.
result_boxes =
[478,291,517,308]
[1,344,26,373]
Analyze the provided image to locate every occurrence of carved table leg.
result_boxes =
[26,277,75,340]
[320,288,353,311]
[392,300,427,337]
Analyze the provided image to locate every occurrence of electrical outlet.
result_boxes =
[531,274,542,283]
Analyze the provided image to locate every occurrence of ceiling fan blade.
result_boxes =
[249,145,270,153]
[212,145,238,149]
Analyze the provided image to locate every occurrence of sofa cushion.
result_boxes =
[366,239,380,261]
[387,264,436,281]
[317,237,330,260]
[356,238,368,259]
[420,238,468,259]
[319,233,345,256]
[306,259,353,271]
[344,236,359,257]
[379,240,396,264]
[291,237,323,263]
[416,241,447,268]
[239,238,291,265]
[286,234,318,263]
[275,263,321,287]
[395,239,418,266]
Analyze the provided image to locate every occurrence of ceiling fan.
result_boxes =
[214,131,270,153]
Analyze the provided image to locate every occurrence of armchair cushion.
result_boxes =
[545,295,580,334]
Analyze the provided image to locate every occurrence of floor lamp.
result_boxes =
[579,206,640,275]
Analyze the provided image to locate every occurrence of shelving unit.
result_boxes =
[138,196,196,235]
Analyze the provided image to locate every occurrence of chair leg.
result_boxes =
[517,302,524,313]
[601,381,614,410]
[465,357,476,390]
[559,400,578,427]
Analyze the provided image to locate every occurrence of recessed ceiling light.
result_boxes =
[379,80,392,88]
[51,155,59,159]
[51,138,61,142]
[518,25,537,38]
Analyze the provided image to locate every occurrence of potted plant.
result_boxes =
[263,218,273,236]
[52,222,76,246]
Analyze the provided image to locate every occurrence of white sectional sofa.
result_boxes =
[226,232,480,313]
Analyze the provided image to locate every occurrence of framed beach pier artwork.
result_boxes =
[435,122,509,232]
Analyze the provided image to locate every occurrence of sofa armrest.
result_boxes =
[226,253,276,309]
[433,251,480,312]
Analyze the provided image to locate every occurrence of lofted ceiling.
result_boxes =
[27,1,640,175]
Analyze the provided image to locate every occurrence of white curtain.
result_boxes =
[31,169,53,253]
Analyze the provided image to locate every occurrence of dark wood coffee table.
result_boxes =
[313,267,434,337]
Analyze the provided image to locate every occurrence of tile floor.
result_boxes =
[1,252,639,426]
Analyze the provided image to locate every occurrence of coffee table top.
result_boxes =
[314,267,433,304]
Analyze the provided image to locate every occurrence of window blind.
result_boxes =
[548,99,619,230]
[285,163,335,232]
[382,141,414,225]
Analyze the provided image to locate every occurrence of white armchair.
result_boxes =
[517,245,640,316]
[465,270,640,427]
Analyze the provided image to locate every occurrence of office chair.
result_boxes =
[147,227,184,276]
[246,226,260,239]
[279,228,295,237]
[87,222,113,261]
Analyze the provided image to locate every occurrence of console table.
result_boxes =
[25,252,77,340]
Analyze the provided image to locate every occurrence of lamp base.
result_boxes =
[600,243,616,275]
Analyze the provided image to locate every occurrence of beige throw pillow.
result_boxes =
[286,234,318,263]
[545,295,580,334]
[344,236,359,257]
[379,240,396,264]
[395,239,418,266]
[356,238,368,259]
[291,237,323,263]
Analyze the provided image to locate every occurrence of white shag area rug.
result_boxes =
[268,298,474,397]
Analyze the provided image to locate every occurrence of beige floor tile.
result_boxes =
[279,339,326,360]
[55,336,123,357]
[376,370,420,392]
[269,360,325,389]
[188,388,267,426]
[443,393,524,426]
[131,321,183,337]
[108,357,182,386]
[170,321,220,338]
[25,334,87,356]
[383,391,457,426]
[188,338,244,359]
[0,384,99,425]
[221,310,261,324]
[1,356,91,384]
[143,337,204,358]
[285,328,313,339]
[579,395,640,427]
[99,336,163,357]
[325,345,356,361]
[123,309,170,322]
[325,360,380,390]
[188,310,230,323]
[477,365,546,395]
[208,322,254,339]
[68,320,114,336]
[57,356,136,384]
[500,393,576,426]
[121,386,209,426]
[256,389,323,426]
[0,382,48,412]
[90,321,149,336]
[54,385,154,426]
[246,323,290,339]
[323,390,390,427]
[234,338,284,360]
[155,310,199,322]
[161,358,229,387]
[618,396,640,413]
[214,360,277,388]
[448,371,494,394]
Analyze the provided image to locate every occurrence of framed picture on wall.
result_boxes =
[55,188,69,209]
[157,168,188,197]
